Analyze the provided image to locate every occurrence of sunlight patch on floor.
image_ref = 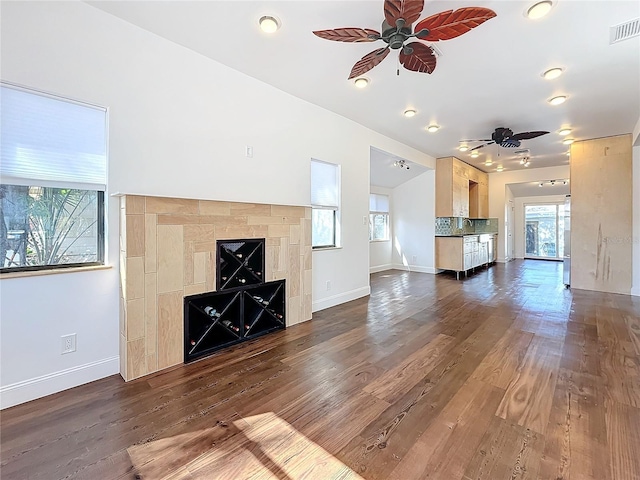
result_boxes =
[127,412,364,479]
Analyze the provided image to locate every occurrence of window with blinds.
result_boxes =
[369,193,390,241]
[0,83,107,272]
[310,159,340,248]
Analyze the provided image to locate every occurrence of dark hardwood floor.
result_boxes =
[2,260,640,479]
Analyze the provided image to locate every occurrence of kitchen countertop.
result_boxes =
[435,233,497,237]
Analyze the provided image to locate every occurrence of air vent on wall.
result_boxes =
[610,18,640,44]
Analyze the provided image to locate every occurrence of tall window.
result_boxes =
[311,159,340,248]
[0,84,107,272]
[369,193,390,241]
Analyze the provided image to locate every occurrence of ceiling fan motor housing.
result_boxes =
[381,20,413,49]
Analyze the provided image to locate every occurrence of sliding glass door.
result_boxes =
[524,203,565,260]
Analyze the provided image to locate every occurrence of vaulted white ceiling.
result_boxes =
[89,1,640,173]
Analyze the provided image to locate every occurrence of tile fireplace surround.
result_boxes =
[119,195,312,381]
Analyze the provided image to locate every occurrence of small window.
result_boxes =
[369,193,390,241]
[311,159,340,248]
[0,84,107,273]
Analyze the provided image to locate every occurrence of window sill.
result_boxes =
[370,239,391,243]
[312,246,343,252]
[1,264,112,279]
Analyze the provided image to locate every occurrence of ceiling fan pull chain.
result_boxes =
[396,55,400,76]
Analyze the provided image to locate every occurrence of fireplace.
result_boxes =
[184,238,286,362]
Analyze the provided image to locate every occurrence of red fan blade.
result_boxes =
[384,0,425,27]
[348,47,390,79]
[313,28,380,42]
[415,7,496,41]
[399,42,436,74]
[511,131,550,141]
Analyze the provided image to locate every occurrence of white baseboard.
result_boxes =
[632,286,640,297]
[0,356,120,410]
[312,286,370,313]
[370,264,393,274]
[392,264,437,274]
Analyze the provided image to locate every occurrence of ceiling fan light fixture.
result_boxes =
[527,1,553,19]
[259,16,280,33]
[354,77,369,88]
[427,125,440,133]
[558,128,572,136]
[563,138,575,145]
[548,95,567,106]
[403,109,417,118]
[542,67,563,80]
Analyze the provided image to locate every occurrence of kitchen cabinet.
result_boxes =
[436,156,489,218]
[435,234,497,279]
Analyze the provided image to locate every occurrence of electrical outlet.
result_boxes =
[486,220,490,226]
[245,146,253,158]
[326,280,331,291]
[61,334,76,354]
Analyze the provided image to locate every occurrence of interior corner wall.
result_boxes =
[488,165,570,262]
[369,185,393,273]
[632,144,640,296]
[391,171,436,274]
[0,1,433,407]
[514,194,568,259]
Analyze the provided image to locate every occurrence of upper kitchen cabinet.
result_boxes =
[436,157,488,218]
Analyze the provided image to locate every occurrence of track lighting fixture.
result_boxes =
[394,159,410,170]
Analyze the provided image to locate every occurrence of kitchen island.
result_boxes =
[435,233,498,280]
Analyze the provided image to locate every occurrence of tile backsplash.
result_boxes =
[435,217,499,236]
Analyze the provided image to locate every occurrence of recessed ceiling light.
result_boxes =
[563,180,568,185]
[496,166,504,172]
[539,182,544,187]
[485,160,493,166]
[259,16,280,33]
[542,67,563,80]
[548,95,567,106]
[558,128,572,136]
[566,151,571,156]
[403,109,417,118]
[563,138,575,145]
[354,77,369,88]
[470,151,479,158]
[459,145,469,152]
[527,1,553,19]
[427,125,440,133]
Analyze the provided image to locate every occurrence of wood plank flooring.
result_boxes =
[2,260,640,479]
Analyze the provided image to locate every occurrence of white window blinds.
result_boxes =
[311,159,339,209]
[0,84,107,190]
[369,193,389,213]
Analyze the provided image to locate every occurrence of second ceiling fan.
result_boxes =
[313,0,496,79]
[463,127,551,151]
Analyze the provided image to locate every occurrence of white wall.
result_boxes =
[489,166,571,262]
[0,1,434,407]
[369,186,393,273]
[513,195,567,259]
[391,171,436,274]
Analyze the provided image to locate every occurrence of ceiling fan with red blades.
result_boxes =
[312,0,496,79]
[463,127,550,151]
